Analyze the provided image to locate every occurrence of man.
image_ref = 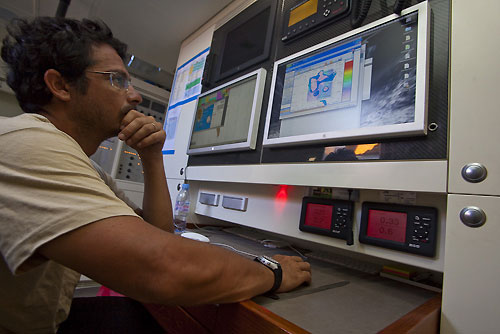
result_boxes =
[0,17,311,333]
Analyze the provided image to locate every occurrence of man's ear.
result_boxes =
[44,69,71,102]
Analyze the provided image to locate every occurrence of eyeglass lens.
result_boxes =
[110,72,131,90]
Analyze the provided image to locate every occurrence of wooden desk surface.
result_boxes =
[147,228,438,334]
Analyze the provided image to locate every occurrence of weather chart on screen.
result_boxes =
[367,209,407,243]
[279,38,364,119]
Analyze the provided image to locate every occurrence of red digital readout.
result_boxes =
[304,203,333,229]
[367,209,407,243]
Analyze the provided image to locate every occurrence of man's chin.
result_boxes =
[105,128,121,140]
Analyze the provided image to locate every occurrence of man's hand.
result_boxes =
[273,255,312,293]
[118,110,165,161]
[118,109,172,232]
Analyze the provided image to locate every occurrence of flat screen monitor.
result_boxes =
[187,68,266,155]
[263,2,429,147]
[210,0,276,84]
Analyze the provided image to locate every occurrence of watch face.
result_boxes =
[261,256,279,270]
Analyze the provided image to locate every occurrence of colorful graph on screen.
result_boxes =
[342,60,353,101]
[279,38,363,119]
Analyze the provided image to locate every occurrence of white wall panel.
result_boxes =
[448,0,500,196]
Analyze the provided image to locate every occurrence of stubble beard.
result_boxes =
[71,98,122,142]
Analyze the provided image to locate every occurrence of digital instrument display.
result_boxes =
[366,209,407,243]
[187,69,266,155]
[266,2,429,147]
[359,202,438,257]
[289,0,318,27]
[299,197,354,245]
[282,0,351,42]
[304,203,333,229]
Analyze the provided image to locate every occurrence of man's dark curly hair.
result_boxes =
[1,17,127,113]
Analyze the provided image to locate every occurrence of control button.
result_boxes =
[324,9,331,16]
[298,25,302,30]
[460,206,487,228]
[461,163,487,183]
[311,19,316,23]
[414,215,420,221]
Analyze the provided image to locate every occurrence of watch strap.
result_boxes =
[254,256,282,295]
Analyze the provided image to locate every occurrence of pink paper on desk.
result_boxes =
[96,286,125,297]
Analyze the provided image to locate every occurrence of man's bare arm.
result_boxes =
[37,216,311,305]
[118,110,173,232]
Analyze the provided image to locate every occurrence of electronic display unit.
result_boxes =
[187,68,266,155]
[281,0,351,42]
[359,202,438,257]
[299,197,354,245]
[204,0,277,87]
[263,2,429,148]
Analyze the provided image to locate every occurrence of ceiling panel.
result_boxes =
[0,0,234,80]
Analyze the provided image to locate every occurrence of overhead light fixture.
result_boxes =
[127,54,135,67]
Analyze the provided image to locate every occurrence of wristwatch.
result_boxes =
[254,255,282,294]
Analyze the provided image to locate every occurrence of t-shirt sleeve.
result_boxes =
[0,126,140,275]
[90,159,141,212]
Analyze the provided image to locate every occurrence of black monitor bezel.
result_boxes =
[211,0,277,84]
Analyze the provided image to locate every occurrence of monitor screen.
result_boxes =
[187,68,266,155]
[263,2,429,147]
[288,0,318,27]
[304,203,333,229]
[366,209,407,243]
[220,8,269,75]
[210,0,276,84]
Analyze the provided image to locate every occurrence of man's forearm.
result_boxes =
[141,154,173,232]
[38,216,311,306]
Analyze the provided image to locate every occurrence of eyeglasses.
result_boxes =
[86,70,132,91]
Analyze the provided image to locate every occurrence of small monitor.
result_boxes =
[263,2,430,147]
[359,202,438,257]
[209,0,276,84]
[187,68,266,155]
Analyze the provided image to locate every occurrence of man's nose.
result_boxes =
[127,85,143,105]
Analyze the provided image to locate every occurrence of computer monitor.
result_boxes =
[206,0,277,86]
[187,68,266,155]
[263,2,429,147]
